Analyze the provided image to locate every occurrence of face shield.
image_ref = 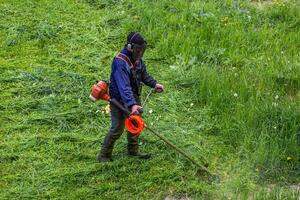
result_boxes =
[132,43,147,60]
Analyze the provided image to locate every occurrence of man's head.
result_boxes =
[126,32,147,61]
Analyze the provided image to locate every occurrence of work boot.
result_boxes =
[98,156,113,162]
[98,145,113,162]
[127,143,151,159]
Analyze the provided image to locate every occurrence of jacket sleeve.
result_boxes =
[141,61,157,88]
[112,60,137,108]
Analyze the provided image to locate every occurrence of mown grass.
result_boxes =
[1,0,299,199]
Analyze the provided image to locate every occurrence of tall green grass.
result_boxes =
[1,0,299,199]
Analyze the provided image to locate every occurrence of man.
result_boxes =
[98,32,164,162]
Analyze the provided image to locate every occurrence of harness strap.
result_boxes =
[115,52,143,96]
[115,53,142,70]
[116,53,134,70]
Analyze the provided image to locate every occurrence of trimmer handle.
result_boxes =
[110,98,145,135]
[109,98,131,116]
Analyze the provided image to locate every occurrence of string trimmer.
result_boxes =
[90,81,218,180]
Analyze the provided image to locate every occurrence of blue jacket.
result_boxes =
[109,48,157,108]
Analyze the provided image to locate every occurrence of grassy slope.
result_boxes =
[0,0,299,199]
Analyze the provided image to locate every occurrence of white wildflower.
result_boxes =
[105,105,110,114]
[169,65,177,70]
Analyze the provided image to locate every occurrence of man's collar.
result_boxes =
[121,48,134,63]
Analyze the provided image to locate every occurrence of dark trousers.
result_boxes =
[99,102,140,158]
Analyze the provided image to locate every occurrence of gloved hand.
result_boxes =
[131,105,143,115]
[155,83,164,93]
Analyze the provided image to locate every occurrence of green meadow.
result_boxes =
[1,0,299,199]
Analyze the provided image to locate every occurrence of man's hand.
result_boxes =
[155,83,164,93]
[131,104,143,115]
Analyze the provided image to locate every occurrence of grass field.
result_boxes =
[1,0,299,199]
